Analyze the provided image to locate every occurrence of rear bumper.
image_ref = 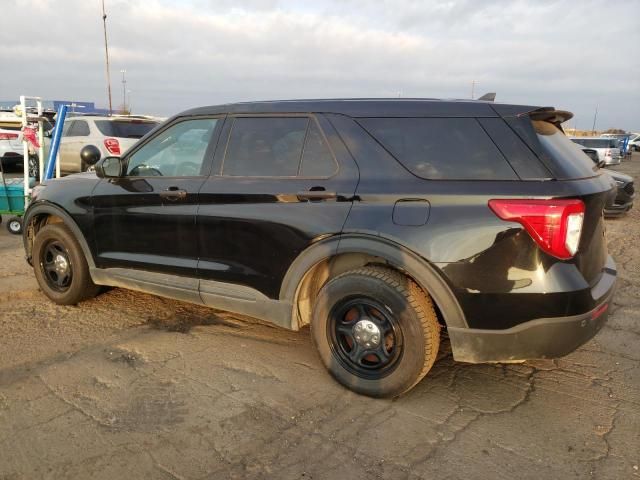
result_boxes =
[448,257,616,363]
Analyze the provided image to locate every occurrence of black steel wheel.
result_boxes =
[40,239,73,292]
[328,297,403,379]
[32,223,100,304]
[311,266,440,398]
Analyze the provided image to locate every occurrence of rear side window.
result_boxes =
[572,138,618,149]
[532,121,597,179]
[478,118,551,179]
[95,120,157,139]
[222,117,337,177]
[359,118,517,180]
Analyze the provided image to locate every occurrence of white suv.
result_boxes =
[59,115,159,173]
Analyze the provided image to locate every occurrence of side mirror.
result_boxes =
[95,156,124,178]
[80,145,101,166]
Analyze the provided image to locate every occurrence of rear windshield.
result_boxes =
[359,117,517,180]
[95,120,157,139]
[533,121,598,178]
[571,138,618,148]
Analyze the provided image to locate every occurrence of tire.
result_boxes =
[311,266,440,398]
[32,223,100,305]
[6,216,22,234]
[28,155,39,179]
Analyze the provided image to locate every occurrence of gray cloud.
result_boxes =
[1,0,638,130]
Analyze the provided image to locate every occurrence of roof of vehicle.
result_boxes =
[180,98,556,119]
[64,114,158,122]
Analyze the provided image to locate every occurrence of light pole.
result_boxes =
[101,0,113,114]
[127,89,132,114]
[120,69,127,113]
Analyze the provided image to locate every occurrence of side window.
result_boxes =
[223,117,308,177]
[126,118,218,177]
[67,120,90,137]
[359,117,517,180]
[300,120,338,177]
[62,121,74,137]
[478,118,551,179]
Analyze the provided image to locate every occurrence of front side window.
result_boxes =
[126,118,217,177]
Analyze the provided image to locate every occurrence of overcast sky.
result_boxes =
[2,0,638,130]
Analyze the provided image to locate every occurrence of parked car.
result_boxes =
[58,115,159,173]
[0,112,52,176]
[628,134,640,152]
[569,137,622,165]
[581,148,634,216]
[23,99,616,397]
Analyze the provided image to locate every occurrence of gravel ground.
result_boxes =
[0,156,638,479]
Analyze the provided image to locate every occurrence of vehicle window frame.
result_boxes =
[216,113,339,180]
[119,115,225,179]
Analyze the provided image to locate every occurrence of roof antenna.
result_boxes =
[477,92,496,102]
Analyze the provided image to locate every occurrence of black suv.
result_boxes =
[23,99,616,397]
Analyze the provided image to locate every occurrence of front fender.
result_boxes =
[22,201,96,269]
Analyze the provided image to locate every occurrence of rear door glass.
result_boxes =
[359,117,517,180]
[95,120,157,139]
[222,117,308,177]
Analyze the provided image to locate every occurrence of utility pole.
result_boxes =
[101,0,113,114]
[120,69,127,113]
[471,80,476,100]
[591,105,598,135]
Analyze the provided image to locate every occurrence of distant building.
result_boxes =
[0,100,111,115]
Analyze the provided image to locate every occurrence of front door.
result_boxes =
[197,114,359,299]
[91,117,222,277]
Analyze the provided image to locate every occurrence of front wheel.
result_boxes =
[311,266,440,398]
[32,223,100,304]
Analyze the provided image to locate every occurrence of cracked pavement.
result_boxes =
[1,157,639,479]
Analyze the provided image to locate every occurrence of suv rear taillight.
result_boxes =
[489,199,585,259]
[104,138,121,155]
[0,133,19,140]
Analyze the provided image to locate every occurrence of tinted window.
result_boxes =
[533,121,597,179]
[573,138,618,148]
[223,117,308,177]
[300,120,337,177]
[127,118,217,177]
[95,120,157,139]
[478,118,551,179]
[67,120,90,137]
[359,117,517,180]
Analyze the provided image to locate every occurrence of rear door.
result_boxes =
[91,116,223,277]
[197,114,359,299]
[59,119,91,172]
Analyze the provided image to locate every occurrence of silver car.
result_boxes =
[569,137,622,165]
[59,115,159,173]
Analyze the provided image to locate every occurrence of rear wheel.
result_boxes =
[6,216,22,234]
[311,266,440,398]
[32,223,100,305]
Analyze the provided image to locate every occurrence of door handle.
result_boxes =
[296,191,337,201]
[159,188,187,201]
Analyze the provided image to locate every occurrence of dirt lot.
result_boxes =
[1,158,639,480]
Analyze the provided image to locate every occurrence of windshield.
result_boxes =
[95,120,157,139]
[533,121,598,178]
[572,138,618,148]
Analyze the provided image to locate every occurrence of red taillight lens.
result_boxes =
[488,199,585,260]
[0,133,19,140]
[104,138,121,155]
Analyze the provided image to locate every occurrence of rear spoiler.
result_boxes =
[524,107,573,128]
